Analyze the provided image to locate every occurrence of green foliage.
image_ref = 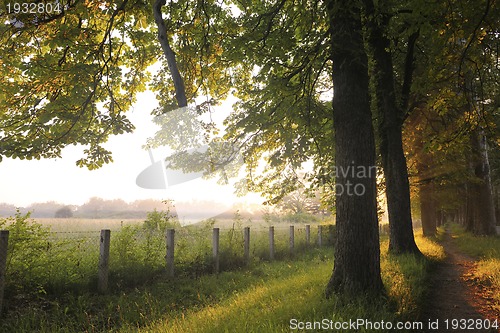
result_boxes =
[0,221,445,332]
[0,210,51,295]
[175,220,215,277]
[110,223,166,288]
[54,206,73,218]
[223,0,334,205]
[219,211,245,270]
[281,212,320,224]
[401,0,500,204]
[142,203,180,232]
[0,212,100,296]
[0,0,158,165]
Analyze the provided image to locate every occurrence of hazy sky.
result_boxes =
[0,90,262,209]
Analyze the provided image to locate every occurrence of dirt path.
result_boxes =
[421,231,499,332]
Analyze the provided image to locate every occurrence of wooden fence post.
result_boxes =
[98,229,111,294]
[244,227,250,264]
[318,225,323,247]
[305,225,310,247]
[289,225,294,255]
[0,230,9,314]
[213,228,220,274]
[166,229,175,277]
[269,226,275,261]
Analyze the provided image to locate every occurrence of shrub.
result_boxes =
[54,206,73,218]
[142,207,180,232]
[0,210,51,296]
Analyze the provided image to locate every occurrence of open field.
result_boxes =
[31,216,331,232]
[33,218,145,232]
[0,212,336,318]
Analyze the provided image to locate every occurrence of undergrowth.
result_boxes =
[448,224,500,313]
[0,211,442,332]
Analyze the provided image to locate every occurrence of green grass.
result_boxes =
[2,246,437,333]
[380,232,445,318]
[449,223,500,257]
[447,224,500,313]
[0,212,443,332]
[131,234,443,333]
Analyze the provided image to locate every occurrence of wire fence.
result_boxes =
[0,223,335,314]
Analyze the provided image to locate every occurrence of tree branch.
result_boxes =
[153,0,188,108]
[401,30,419,120]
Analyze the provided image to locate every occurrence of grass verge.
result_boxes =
[448,224,500,313]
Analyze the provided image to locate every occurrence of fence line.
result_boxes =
[305,225,311,247]
[269,226,275,261]
[166,229,175,277]
[212,228,220,274]
[98,229,110,294]
[0,224,333,303]
[244,227,250,264]
[0,230,9,314]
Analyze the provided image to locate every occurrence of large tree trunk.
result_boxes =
[325,0,384,297]
[420,181,437,236]
[384,128,422,252]
[494,185,500,224]
[413,123,437,236]
[363,0,421,255]
[465,182,475,232]
[469,130,497,235]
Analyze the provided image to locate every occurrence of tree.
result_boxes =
[0,203,18,217]
[26,201,65,218]
[0,1,153,167]
[9,0,499,298]
[324,0,384,297]
[468,129,497,234]
[403,0,500,236]
[407,107,438,236]
[79,196,107,218]
[363,0,421,255]
[54,206,73,218]
[277,185,324,215]
[1,0,385,297]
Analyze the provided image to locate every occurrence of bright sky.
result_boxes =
[0,90,263,210]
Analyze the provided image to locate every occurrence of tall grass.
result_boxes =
[380,233,445,318]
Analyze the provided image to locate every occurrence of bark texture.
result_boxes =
[420,181,437,237]
[413,117,437,237]
[363,0,421,254]
[325,0,384,297]
[153,0,188,108]
[467,130,497,235]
